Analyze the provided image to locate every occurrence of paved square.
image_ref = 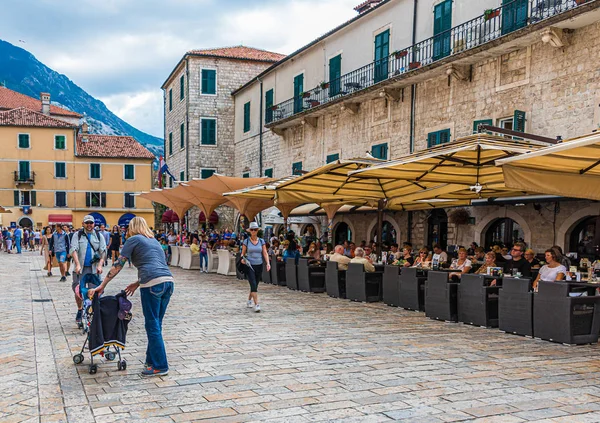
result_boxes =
[2,251,600,422]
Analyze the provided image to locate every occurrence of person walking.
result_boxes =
[33,229,41,251]
[40,227,53,276]
[89,217,174,377]
[63,225,73,276]
[99,224,111,266]
[240,222,270,313]
[199,235,209,273]
[5,228,13,254]
[14,226,22,254]
[49,225,71,281]
[70,215,106,325]
[108,225,122,264]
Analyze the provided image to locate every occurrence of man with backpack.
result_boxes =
[49,225,71,281]
[70,215,107,325]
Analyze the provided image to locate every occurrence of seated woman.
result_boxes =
[475,251,497,275]
[524,248,540,269]
[393,246,414,267]
[532,249,567,291]
[412,247,431,268]
[283,238,300,264]
[306,242,321,260]
[269,239,280,256]
[448,247,472,280]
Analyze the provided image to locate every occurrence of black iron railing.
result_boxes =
[269,0,591,124]
[14,171,35,184]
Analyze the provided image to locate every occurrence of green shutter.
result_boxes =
[55,162,66,178]
[265,168,273,178]
[473,119,493,134]
[180,171,185,181]
[292,161,303,175]
[201,119,216,145]
[201,69,216,94]
[427,132,437,148]
[371,143,388,160]
[201,169,215,179]
[293,74,304,114]
[502,0,528,35]
[513,110,526,132]
[433,0,452,61]
[329,55,342,96]
[374,30,390,83]
[180,75,185,100]
[19,161,30,179]
[326,153,340,164]
[125,164,134,180]
[100,192,106,208]
[427,129,451,147]
[168,132,173,154]
[265,89,274,124]
[18,134,29,148]
[14,190,19,206]
[439,129,451,144]
[55,135,66,150]
[180,123,185,148]
[31,191,36,206]
[86,192,91,207]
[169,89,172,111]
[244,102,251,132]
[242,172,249,178]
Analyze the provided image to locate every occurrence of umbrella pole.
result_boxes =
[377,199,384,260]
[283,216,288,233]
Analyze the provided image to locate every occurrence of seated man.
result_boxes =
[503,242,531,277]
[432,243,448,266]
[364,246,377,263]
[329,245,352,270]
[350,247,375,272]
[190,238,200,255]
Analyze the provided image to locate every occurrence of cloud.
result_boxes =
[99,90,164,138]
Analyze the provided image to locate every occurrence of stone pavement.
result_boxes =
[3,252,600,423]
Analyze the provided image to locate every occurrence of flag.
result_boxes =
[158,156,177,188]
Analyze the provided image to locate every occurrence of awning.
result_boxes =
[48,214,72,224]
[497,132,600,201]
[118,213,136,227]
[161,210,179,223]
[199,211,219,224]
[138,189,194,221]
[89,212,106,227]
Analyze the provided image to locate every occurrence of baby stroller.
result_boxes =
[72,273,132,374]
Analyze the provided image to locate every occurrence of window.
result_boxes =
[18,161,30,180]
[243,102,251,133]
[169,177,173,188]
[86,192,106,208]
[180,171,185,182]
[18,133,30,149]
[180,123,185,149]
[201,169,215,179]
[54,135,66,150]
[513,110,526,132]
[124,193,135,208]
[374,30,390,83]
[433,0,452,61]
[124,164,135,180]
[242,172,249,178]
[371,143,388,160]
[169,89,172,111]
[293,74,304,114]
[55,162,66,178]
[90,163,101,179]
[180,74,185,100]
[55,191,67,207]
[265,89,274,124]
[473,119,493,134]
[502,0,528,35]
[329,55,342,97]
[427,129,451,147]
[292,161,303,175]
[168,132,173,155]
[326,153,340,164]
[264,168,273,178]
[14,190,35,206]
[201,69,216,94]
[201,119,216,145]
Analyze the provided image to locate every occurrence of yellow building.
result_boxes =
[0,105,155,229]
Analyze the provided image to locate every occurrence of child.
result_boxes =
[160,238,169,261]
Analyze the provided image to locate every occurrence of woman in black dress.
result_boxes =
[108,225,122,264]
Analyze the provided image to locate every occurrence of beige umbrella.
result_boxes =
[497,132,600,201]
[165,183,232,224]
[138,189,195,226]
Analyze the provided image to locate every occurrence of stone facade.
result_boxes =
[233,18,600,252]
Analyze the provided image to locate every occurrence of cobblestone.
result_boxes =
[3,251,600,422]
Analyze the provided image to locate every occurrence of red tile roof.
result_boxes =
[187,46,286,63]
[0,86,82,117]
[76,133,155,160]
[354,0,384,12]
[0,107,76,128]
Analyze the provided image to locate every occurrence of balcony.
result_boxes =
[267,0,597,129]
[14,171,36,185]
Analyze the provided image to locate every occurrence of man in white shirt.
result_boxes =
[432,244,448,265]
[329,245,352,271]
[350,247,375,272]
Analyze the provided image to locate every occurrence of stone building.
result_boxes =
[231,0,600,256]
[161,46,285,230]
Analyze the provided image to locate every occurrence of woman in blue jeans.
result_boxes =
[89,217,174,377]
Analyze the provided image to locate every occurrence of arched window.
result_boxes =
[428,209,448,250]
[569,216,599,259]
[484,218,523,249]
[334,222,352,246]
[370,220,397,247]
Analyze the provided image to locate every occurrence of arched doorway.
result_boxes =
[334,222,352,245]
[300,223,317,253]
[484,218,524,249]
[370,220,397,247]
[118,213,136,227]
[569,216,599,259]
[428,209,448,250]
[18,217,33,228]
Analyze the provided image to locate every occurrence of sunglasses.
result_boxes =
[84,222,94,224]
[249,228,258,231]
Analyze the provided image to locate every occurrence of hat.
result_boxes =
[83,215,95,223]
[248,222,259,230]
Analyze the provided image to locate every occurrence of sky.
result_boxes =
[0,0,359,138]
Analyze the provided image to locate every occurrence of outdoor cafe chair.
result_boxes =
[207,249,218,273]
[170,245,180,266]
[382,265,401,307]
[262,259,272,284]
[499,277,534,336]
[285,258,298,290]
[270,254,286,286]
[235,252,244,280]
[425,270,459,322]
[458,274,500,328]
[346,263,383,303]
[179,247,200,270]
[325,261,346,298]
[399,267,427,311]
[297,258,326,293]
[534,281,600,345]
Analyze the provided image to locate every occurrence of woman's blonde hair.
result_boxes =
[127,217,154,238]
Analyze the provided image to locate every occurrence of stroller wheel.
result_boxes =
[72,354,84,364]
[118,360,127,371]
[89,364,98,374]
[105,351,116,361]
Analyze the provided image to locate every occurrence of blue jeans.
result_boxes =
[15,237,21,254]
[140,281,174,371]
[199,252,208,269]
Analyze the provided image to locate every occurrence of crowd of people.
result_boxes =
[0,226,41,254]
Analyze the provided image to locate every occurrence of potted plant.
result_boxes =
[301,91,311,99]
[394,50,408,59]
[320,81,330,89]
[575,0,587,4]
[408,61,421,70]
[271,105,278,111]
[484,8,500,20]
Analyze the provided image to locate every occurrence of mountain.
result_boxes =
[0,39,163,156]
